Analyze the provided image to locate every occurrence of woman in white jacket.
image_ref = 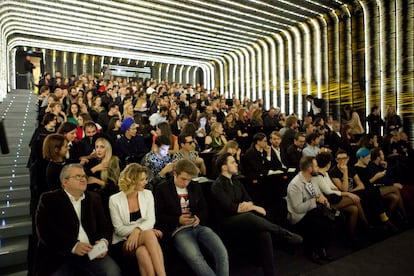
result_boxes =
[109,163,166,276]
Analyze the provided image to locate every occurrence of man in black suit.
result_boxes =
[243,132,273,178]
[269,131,287,171]
[154,159,228,275]
[306,95,326,120]
[325,120,343,155]
[170,113,189,136]
[35,164,121,276]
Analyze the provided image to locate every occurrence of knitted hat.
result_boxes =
[356,147,370,159]
[120,117,138,132]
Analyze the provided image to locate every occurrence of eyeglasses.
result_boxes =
[185,141,195,144]
[66,174,87,180]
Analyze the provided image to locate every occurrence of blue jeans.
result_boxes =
[26,72,34,90]
[174,225,229,276]
[51,254,121,276]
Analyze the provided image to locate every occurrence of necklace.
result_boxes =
[213,135,222,145]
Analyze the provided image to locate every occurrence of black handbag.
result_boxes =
[317,203,336,221]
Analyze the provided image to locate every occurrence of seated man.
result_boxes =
[282,132,306,170]
[141,135,174,189]
[287,156,335,264]
[211,153,302,276]
[114,117,149,168]
[155,159,229,276]
[269,131,287,171]
[242,132,273,178]
[35,163,121,276]
[172,133,206,175]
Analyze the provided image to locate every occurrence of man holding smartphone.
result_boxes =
[155,159,229,276]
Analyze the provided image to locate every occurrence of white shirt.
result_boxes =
[271,146,286,169]
[64,190,90,252]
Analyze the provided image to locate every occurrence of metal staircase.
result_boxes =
[0,90,37,275]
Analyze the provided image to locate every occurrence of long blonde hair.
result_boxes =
[96,137,120,186]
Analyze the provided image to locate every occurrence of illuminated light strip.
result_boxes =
[259,40,270,110]
[254,43,263,102]
[206,0,301,24]
[206,63,216,91]
[225,54,234,97]
[165,64,170,82]
[158,64,162,83]
[0,2,257,48]
[376,0,385,118]
[57,0,270,38]
[185,66,191,85]
[172,65,178,82]
[320,16,329,100]
[130,0,287,34]
[300,23,312,99]
[292,27,302,119]
[281,30,294,115]
[248,46,256,101]
[265,36,277,108]
[157,0,289,30]
[330,11,340,103]
[274,34,285,113]
[236,50,245,100]
[191,67,198,88]
[395,0,401,116]
[249,0,314,18]
[356,1,371,126]
[213,57,225,95]
[185,0,295,26]
[241,48,251,102]
[1,22,222,60]
[178,65,184,84]
[343,5,354,109]
[230,52,239,99]
[6,38,207,67]
[0,9,244,52]
[310,18,322,98]
[305,0,337,11]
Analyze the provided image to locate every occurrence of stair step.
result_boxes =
[0,236,28,268]
[0,166,29,176]
[0,157,29,167]
[0,216,32,239]
[0,200,30,219]
[0,175,30,188]
[0,187,30,201]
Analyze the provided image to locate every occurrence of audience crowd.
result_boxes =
[28,71,414,276]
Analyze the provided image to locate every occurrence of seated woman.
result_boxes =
[223,113,246,141]
[314,152,368,240]
[84,136,121,211]
[355,148,407,220]
[205,122,227,153]
[57,122,79,164]
[42,134,69,191]
[330,149,398,232]
[109,163,166,276]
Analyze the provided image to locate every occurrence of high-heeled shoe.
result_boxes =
[306,251,324,265]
